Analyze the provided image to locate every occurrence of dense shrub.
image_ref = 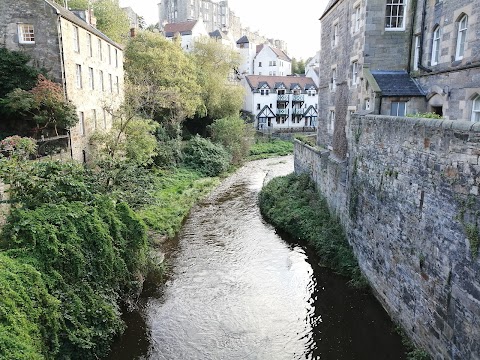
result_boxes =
[249,138,293,159]
[183,135,231,176]
[259,173,365,287]
[208,116,254,164]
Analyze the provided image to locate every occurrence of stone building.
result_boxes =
[242,75,318,131]
[317,0,480,157]
[0,0,124,162]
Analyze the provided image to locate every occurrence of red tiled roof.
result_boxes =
[164,20,198,36]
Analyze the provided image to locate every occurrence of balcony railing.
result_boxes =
[277,94,289,102]
[292,108,304,115]
[292,94,304,102]
[276,108,289,115]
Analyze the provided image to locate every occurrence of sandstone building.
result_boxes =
[318,0,480,156]
[0,0,124,162]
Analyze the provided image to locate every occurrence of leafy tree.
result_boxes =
[124,31,202,136]
[0,48,40,98]
[92,0,130,43]
[192,38,244,120]
[208,115,254,164]
[291,57,306,74]
[183,135,231,176]
[0,75,78,138]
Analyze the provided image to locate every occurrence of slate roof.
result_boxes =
[371,71,425,97]
[164,20,198,37]
[245,75,317,91]
[320,0,342,20]
[236,35,250,44]
[45,0,123,49]
[209,29,225,39]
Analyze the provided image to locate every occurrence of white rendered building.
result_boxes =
[163,19,208,52]
[253,45,291,76]
[243,75,318,131]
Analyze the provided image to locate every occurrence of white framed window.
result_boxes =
[385,0,406,30]
[354,6,361,32]
[332,23,338,47]
[431,27,440,65]
[98,39,103,61]
[472,95,480,122]
[76,64,82,89]
[18,24,35,44]
[73,26,80,53]
[99,70,104,91]
[79,111,85,136]
[331,68,337,91]
[88,67,94,90]
[108,74,113,93]
[116,76,119,94]
[115,49,118,68]
[108,45,112,65]
[365,98,371,110]
[87,33,92,57]
[260,89,269,95]
[93,109,97,130]
[351,61,359,86]
[329,110,335,134]
[413,35,420,70]
[455,15,468,60]
[391,101,406,116]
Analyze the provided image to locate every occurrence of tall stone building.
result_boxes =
[318,0,480,157]
[158,0,288,53]
[0,0,124,162]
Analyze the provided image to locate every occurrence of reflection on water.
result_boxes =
[108,157,406,360]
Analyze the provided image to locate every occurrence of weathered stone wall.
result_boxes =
[295,115,480,360]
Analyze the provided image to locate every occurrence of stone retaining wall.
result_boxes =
[295,115,480,360]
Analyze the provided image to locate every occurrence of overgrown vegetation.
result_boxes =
[259,173,366,287]
[249,137,293,160]
[295,134,318,148]
[183,135,232,177]
[406,112,443,119]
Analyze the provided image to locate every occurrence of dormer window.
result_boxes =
[18,24,35,44]
[260,89,270,95]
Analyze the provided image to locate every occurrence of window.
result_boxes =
[108,74,113,93]
[472,95,480,122]
[260,89,269,95]
[308,90,316,96]
[108,45,112,65]
[391,101,406,116]
[88,67,94,90]
[455,15,468,60]
[332,23,338,47]
[331,68,337,91]
[385,0,406,30]
[351,61,359,86]
[73,26,80,52]
[18,24,35,44]
[93,109,97,130]
[329,110,335,134]
[79,112,85,136]
[431,27,440,65]
[258,62,262,67]
[76,64,82,89]
[413,35,420,70]
[257,103,261,110]
[365,98,371,110]
[99,70,104,91]
[98,39,103,61]
[87,33,92,57]
[354,6,361,32]
[116,76,119,94]
[273,61,276,66]
[115,49,118,67]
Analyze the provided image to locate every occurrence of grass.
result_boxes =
[138,167,220,239]
[259,173,366,287]
[248,138,294,160]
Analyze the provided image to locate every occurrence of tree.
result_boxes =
[0,48,40,98]
[124,31,202,137]
[191,38,244,120]
[92,0,130,43]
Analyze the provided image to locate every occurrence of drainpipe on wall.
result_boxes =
[406,0,418,73]
[418,0,432,73]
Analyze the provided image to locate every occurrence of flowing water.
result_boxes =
[108,156,407,360]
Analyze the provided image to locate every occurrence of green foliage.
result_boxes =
[153,125,183,168]
[139,168,219,238]
[0,160,150,359]
[0,136,37,160]
[91,0,130,43]
[0,48,40,98]
[183,135,231,176]
[249,137,293,160]
[259,173,366,287]
[295,134,317,147]
[124,31,202,126]
[208,116,254,164]
[291,58,306,74]
[395,325,431,360]
[406,112,443,119]
[0,253,60,360]
[465,223,479,258]
[191,38,244,119]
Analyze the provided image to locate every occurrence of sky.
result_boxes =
[118,0,329,59]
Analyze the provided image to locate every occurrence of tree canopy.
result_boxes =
[0,48,40,98]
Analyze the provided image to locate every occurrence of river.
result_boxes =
[108,156,407,360]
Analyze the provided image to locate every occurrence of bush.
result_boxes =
[183,135,231,176]
[249,138,293,159]
[259,173,365,287]
[208,116,254,164]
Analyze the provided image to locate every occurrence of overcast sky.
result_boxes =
[118,0,328,59]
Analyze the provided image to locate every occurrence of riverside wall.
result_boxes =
[294,115,480,360]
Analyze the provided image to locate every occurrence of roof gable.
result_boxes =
[164,20,198,37]
[245,75,318,92]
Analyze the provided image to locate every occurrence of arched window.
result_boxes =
[431,26,441,65]
[472,95,480,122]
[455,15,468,60]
